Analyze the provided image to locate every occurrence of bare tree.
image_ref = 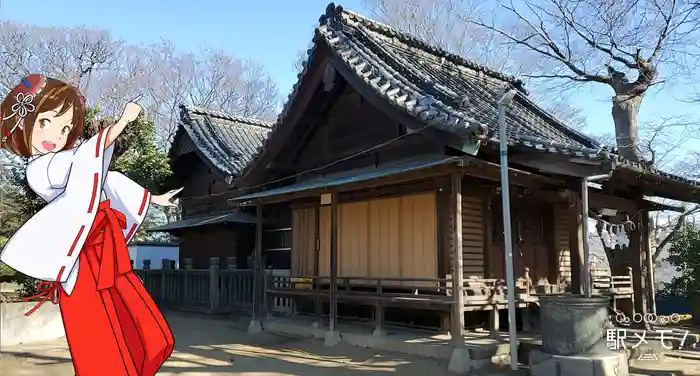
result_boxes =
[460,0,700,163]
[0,22,281,240]
[0,23,280,149]
[293,50,308,74]
[364,0,590,131]
[461,0,700,281]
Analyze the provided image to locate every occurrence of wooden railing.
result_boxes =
[462,268,567,309]
[265,275,454,335]
[136,258,636,335]
[135,257,292,315]
[590,265,634,313]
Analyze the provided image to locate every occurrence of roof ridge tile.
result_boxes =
[183,105,275,129]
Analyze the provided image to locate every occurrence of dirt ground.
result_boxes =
[0,311,449,376]
[2,310,700,376]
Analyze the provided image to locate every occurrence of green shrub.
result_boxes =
[662,224,700,295]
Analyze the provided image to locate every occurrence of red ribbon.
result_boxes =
[23,267,65,316]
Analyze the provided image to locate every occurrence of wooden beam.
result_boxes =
[251,161,460,205]
[642,209,656,315]
[460,156,565,189]
[329,190,339,332]
[589,191,639,213]
[568,187,585,294]
[451,172,465,347]
[511,153,608,178]
[632,204,649,318]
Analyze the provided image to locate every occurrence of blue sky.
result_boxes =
[0,0,697,146]
[0,0,369,102]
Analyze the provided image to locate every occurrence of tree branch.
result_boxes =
[463,13,612,84]
[653,204,700,262]
[547,0,637,69]
[649,0,676,63]
[525,73,591,81]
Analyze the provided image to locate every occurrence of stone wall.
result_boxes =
[0,301,64,348]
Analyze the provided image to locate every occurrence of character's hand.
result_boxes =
[151,187,183,208]
[119,94,144,124]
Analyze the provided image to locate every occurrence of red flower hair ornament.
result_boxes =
[1,74,48,143]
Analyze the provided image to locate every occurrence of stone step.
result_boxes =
[470,363,529,376]
[529,350,628,376]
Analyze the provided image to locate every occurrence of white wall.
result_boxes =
[128,244,179,270]
[1,302,65,348]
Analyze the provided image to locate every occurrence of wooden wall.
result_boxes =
[175,152,231,218]
[462,194,485,278]
[289,185,572,287]
[482,191,560,283]
[291,207,316,276]
[293,87,442,179]
[291,193,438,284]
[178,225,238,269]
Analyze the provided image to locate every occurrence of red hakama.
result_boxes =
[27,200,174,376]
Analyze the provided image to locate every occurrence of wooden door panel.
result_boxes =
[491,197,552,282]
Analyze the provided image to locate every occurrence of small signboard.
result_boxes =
[320,193,332,205]
[293,277,312,289]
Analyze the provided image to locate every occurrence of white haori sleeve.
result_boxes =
[0,129,112,292]
[102,172,151,242]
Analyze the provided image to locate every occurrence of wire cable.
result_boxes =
[180,124,432,203]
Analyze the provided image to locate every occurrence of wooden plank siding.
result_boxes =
[296,193,439,286]
[291,207,317,276]
[553,203,572,283]
[461,194,485,278]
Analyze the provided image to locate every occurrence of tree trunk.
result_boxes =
[611,93,644,163]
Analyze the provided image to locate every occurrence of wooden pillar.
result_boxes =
[251,204,264,322]
[161,259,170,301]
[632,206,648,317]
[183,258,193,304]
[568,188,585,294]
[643,210,657,314]
[329,190,339,332]
[451,172,465,346]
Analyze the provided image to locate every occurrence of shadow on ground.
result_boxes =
[1,310,448,376]
[7,311,700,376]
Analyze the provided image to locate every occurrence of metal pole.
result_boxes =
[581,174,611,298]
[497,87,518,371]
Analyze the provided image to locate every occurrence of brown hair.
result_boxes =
[0,76,85,157]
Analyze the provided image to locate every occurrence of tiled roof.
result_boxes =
[177,105,272,176]
[238,4,597,180]
[239,3,700,194]
[506,134,700,189]
[327,8,598,148]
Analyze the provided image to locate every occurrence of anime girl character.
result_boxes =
[0,75,178,376]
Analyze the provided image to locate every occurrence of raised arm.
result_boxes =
[104,94,143,150]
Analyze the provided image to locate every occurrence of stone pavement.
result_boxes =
[0,310,449,376]
[2,310,700,375]
[629,358,700,376]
